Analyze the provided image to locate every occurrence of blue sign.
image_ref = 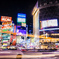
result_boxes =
[17,13,26,23]
[18,13,26,18]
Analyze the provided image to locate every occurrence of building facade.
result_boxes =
[32,0,59,49]
[37,0,59,39]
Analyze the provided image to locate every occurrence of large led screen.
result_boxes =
[1,16,12,22]
[17,13,26,23]
[17,29,26,35]
[41,19,58,29]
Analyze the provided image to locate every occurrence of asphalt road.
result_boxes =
[22,49,59,59]
[23,49,59,55]
[0,50,59,59]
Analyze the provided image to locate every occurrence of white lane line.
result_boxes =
[0,52,11,53]
[22,54,55,58]
[0,54,59,58]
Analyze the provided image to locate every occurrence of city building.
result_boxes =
[32,0,59,49]
[0,25,2,42]
[0,16,16,49]
[32,1,40,49]
[16,13,27,48]
[27,18,33,34]
[38,0,59,40]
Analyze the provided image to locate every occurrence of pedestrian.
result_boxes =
[0,41,2,50]
[0,41,2,47]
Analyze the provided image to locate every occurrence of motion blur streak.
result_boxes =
[0,54,59,58]
[0,52,11,53]
[0,55,16,58]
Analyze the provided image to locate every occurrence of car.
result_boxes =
[18,47,27,52]
[1,46,8,50]
[7,46,17,50]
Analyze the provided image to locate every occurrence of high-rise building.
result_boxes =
[38,0,59,38]
[32,1,40,49]
[32,0,59,49]
[16,13,26,48]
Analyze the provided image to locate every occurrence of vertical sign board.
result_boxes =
[17,13,26,26]
[17,13,26,35]
[14,25,16,33]
[1,16,12,46]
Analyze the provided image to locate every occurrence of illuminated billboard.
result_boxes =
[17,13,26,23]
[1,16,12,22]
[41,19,58,29]
[2,22,12,25]
[2,25,12,29]
[22,23,26,27]
[17,29,26,35]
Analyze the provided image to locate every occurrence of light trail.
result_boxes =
[0,52,11,53]
[39,28,59,31]
[0,54,59,58]
[0,29,59,42]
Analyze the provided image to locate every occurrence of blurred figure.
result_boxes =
[0,41,2,47]
[7,40,10,46]
[0,41,2,50]
[12,40,16,45]
[10,42,12,46]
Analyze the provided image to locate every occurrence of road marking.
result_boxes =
[0,52,11,53]
[0,54,59,58]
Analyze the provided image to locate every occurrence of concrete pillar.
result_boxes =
[32,7,40,49]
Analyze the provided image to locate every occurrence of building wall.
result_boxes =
[38,0,59,42]
[32,1,39,36]
[38,0,59,29]
[33,9,39,35]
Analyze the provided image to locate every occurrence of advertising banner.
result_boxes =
[17,13,26,24]
[17,29,26,35]
[1,16,12,22]
[41,19,58,29]
[2,25,12,29]
[22,23,26,27]
[2,22,12,25]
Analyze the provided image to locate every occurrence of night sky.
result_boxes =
[0,0,37,25]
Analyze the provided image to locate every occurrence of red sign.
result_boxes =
[2,25,12,29]
[1,16,12,22]
[2,22,12,25]
[10,35,16,45]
